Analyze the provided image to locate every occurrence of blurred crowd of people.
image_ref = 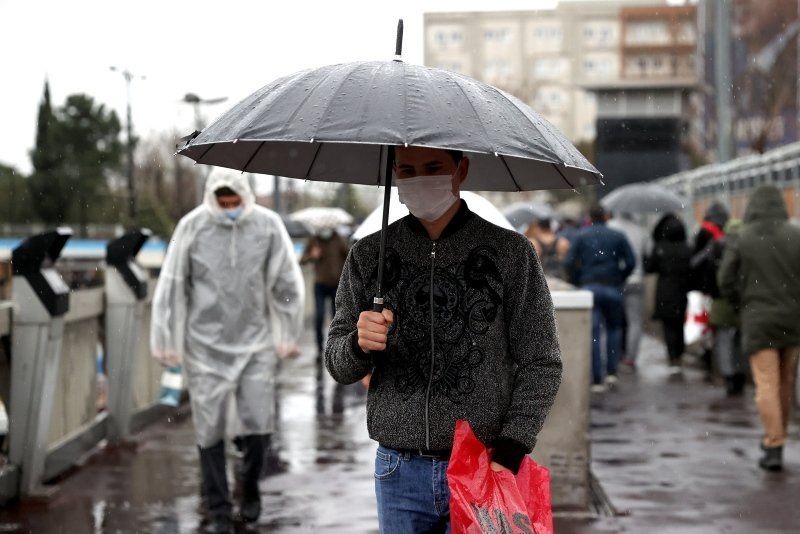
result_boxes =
[521,185,800,472]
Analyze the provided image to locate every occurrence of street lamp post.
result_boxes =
[110,66,145,221]
[179,93,228,204]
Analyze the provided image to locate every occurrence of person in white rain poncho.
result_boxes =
[151,173,304,531]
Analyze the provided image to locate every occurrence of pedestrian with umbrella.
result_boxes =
[298,213,350,360]
[177,20,601,532]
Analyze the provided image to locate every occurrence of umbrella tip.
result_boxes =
[395,19,404,57]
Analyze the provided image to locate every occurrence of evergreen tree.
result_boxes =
[27,82,123,232]
[28,80,68,223]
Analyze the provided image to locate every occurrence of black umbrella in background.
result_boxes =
[178,20,602,311]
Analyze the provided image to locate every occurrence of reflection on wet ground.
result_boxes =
[567,335,800,533]
[1,335,799,532]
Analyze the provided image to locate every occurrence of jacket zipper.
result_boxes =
[424,241,437,450]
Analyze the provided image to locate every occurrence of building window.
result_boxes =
[583,56,614,79]
[676,20,696,44]
[625,20,670,45]
[531,24,564,52]
[625,54,675,78]
[534,86,569,112]
[433,28,464,49]
[484,28,512,44]
[483,60,511,79]
[533,58,568,80]
[582,22,616,48]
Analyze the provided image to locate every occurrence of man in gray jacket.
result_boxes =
[325,146,562,533]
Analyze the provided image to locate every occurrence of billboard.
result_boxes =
[704,0,800,156]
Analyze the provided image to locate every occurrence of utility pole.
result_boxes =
[110,66,145,220]
[714,0,733,162]
[273,175,281,214]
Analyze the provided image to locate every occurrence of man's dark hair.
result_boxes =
[536,218,552,231]
[214,186,237,197]
[445,149,464,166]
[589,204,606,224]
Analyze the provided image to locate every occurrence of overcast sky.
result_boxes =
[1,0,571,175]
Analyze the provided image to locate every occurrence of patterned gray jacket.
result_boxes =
[324,200,562,472]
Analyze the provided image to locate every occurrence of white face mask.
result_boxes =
[396,174,458,222]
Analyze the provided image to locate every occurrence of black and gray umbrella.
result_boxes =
[503,201,556,233]
[178,21,601,310]
[601,183,686,215]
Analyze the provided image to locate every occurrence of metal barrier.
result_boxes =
[656,141,800,222]
[0,230,166,503]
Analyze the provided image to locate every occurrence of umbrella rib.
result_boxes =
[483,83,572,167]
[279,66,343,136]
[499,155,522,192]
[241,141,266,173]
[311,62,363,141]
[552,162,575,190]
[303,142,324,180]
[448,72,496,154]
[376,144,385,186]
[196,143,215,164]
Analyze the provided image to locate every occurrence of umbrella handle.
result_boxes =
[372,297,384,313]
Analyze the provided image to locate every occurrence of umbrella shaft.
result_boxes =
[374,145,395,312]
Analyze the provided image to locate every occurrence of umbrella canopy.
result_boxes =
[280,215,314,238]
[352,191,514,241]
[601,183,686,215]
[176,20,600,309]
[177,64,601,192]
[289,206,353,231]
[503,201,556,232]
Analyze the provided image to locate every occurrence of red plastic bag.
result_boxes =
[447,420,553,534]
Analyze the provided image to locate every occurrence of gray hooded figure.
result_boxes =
[151,173,304,528]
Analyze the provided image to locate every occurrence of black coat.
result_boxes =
[646,215,692,322]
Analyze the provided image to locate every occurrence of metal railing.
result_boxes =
[656,141,800,221]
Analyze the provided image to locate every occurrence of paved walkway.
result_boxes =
[0,335,798,532]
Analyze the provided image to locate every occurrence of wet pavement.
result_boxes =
[1,334,799,533]
[564,334,800,534]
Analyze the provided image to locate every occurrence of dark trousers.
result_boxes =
[662,318,685,363]
[584,284,625,385]
[314,282,338,354]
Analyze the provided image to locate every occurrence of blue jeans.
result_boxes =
[584,284,625,384]
[374,446,451,533]
[314,282,337,354]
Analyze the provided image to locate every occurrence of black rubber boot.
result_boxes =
[758,444,783,471]
[725,374,746,397]
[262,434,289,477]
[237,434,267,523]
[198,441,233,533]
